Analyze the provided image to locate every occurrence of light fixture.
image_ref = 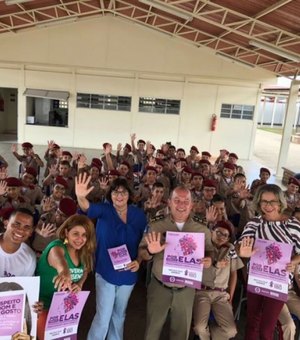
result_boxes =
[249,40,300,63]
[139,0,192,21]
[36,17,77,28]
[215,52,255,69]
[5,0,32,4]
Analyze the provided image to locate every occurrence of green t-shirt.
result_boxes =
[36,239,84,309]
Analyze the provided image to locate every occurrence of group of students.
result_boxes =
[1,136,300,339]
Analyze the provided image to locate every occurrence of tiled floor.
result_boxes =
[1,129,295,340]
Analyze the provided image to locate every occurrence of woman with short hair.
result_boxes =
[76,174,147,340]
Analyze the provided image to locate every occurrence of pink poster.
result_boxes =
[107,244,132,270]
[162,232,205,289]
[0,290,25,339]
[0,277,40,339]
[45,291,89,340]
[248,238,293,301]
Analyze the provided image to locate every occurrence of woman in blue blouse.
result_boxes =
[76,173,147,340]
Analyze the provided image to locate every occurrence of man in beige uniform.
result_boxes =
[141,185,213,340]
[193,220,243,340]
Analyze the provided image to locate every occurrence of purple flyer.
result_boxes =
[248,238,293,301]
[162,232,205,289]
[0,276,40,339]
[108,244,132,270]
[0,290,25,339]
[45,291,90,340]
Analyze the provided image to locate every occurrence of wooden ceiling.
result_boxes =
[1,0,300,77]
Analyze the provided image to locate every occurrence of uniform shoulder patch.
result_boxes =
[150,214,165,223]
[192,215,206,224]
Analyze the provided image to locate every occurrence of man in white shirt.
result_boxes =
[0,208,36,277]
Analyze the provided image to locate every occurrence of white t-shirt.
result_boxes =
[0,243,36,277]
[175,222,185,231]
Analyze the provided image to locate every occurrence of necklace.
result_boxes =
[115,207,127,215]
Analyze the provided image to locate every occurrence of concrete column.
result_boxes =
[260,95,266,126]
[276,80,300,177]
[270,96,277,127]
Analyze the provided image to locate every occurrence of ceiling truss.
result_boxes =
[0,0,299,77]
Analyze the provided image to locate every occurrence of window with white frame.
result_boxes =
[139,97,181,114]
[220,103,255,120]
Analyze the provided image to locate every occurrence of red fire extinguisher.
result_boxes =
[0,95,4,112]
[211,114,217,131]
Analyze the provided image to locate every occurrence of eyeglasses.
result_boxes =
[112,190,129,197]
[260,200,279,207]
[215,230,230,239]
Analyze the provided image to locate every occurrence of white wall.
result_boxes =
[0,16,276,158]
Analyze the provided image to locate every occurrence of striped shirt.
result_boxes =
[239,216,300,255]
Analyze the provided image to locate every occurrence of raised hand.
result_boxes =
[104,144,112,155]
[239,237,256,258]
[130,133,136,141]
[41,197,55,212]
[75,172,94,199]
[0,180,7,196]
[145,231,166,254]
[11,144,17,153]
[146,141,152,155]
[206,205,218,223]
[240,186,251,199]
[35,223,56,238]
[77,154,87,169]
[49,164,58,177]
[47,140,55,150]
[175,162,183,173]
[99,177,109,190]
[117,143,122,152]
[0,167,8,180]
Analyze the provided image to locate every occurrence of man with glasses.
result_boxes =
[193,220,243,340]
[0,208,36,277]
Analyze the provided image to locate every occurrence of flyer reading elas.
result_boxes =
[45,291,90,340]
[162,231,205,289]
[248,238,293,302]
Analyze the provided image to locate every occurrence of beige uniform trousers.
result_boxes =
[144,277,195,340]
[193,290,237,340]
[278,290,300,340]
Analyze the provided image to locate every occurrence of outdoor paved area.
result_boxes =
[253,129,300,175]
